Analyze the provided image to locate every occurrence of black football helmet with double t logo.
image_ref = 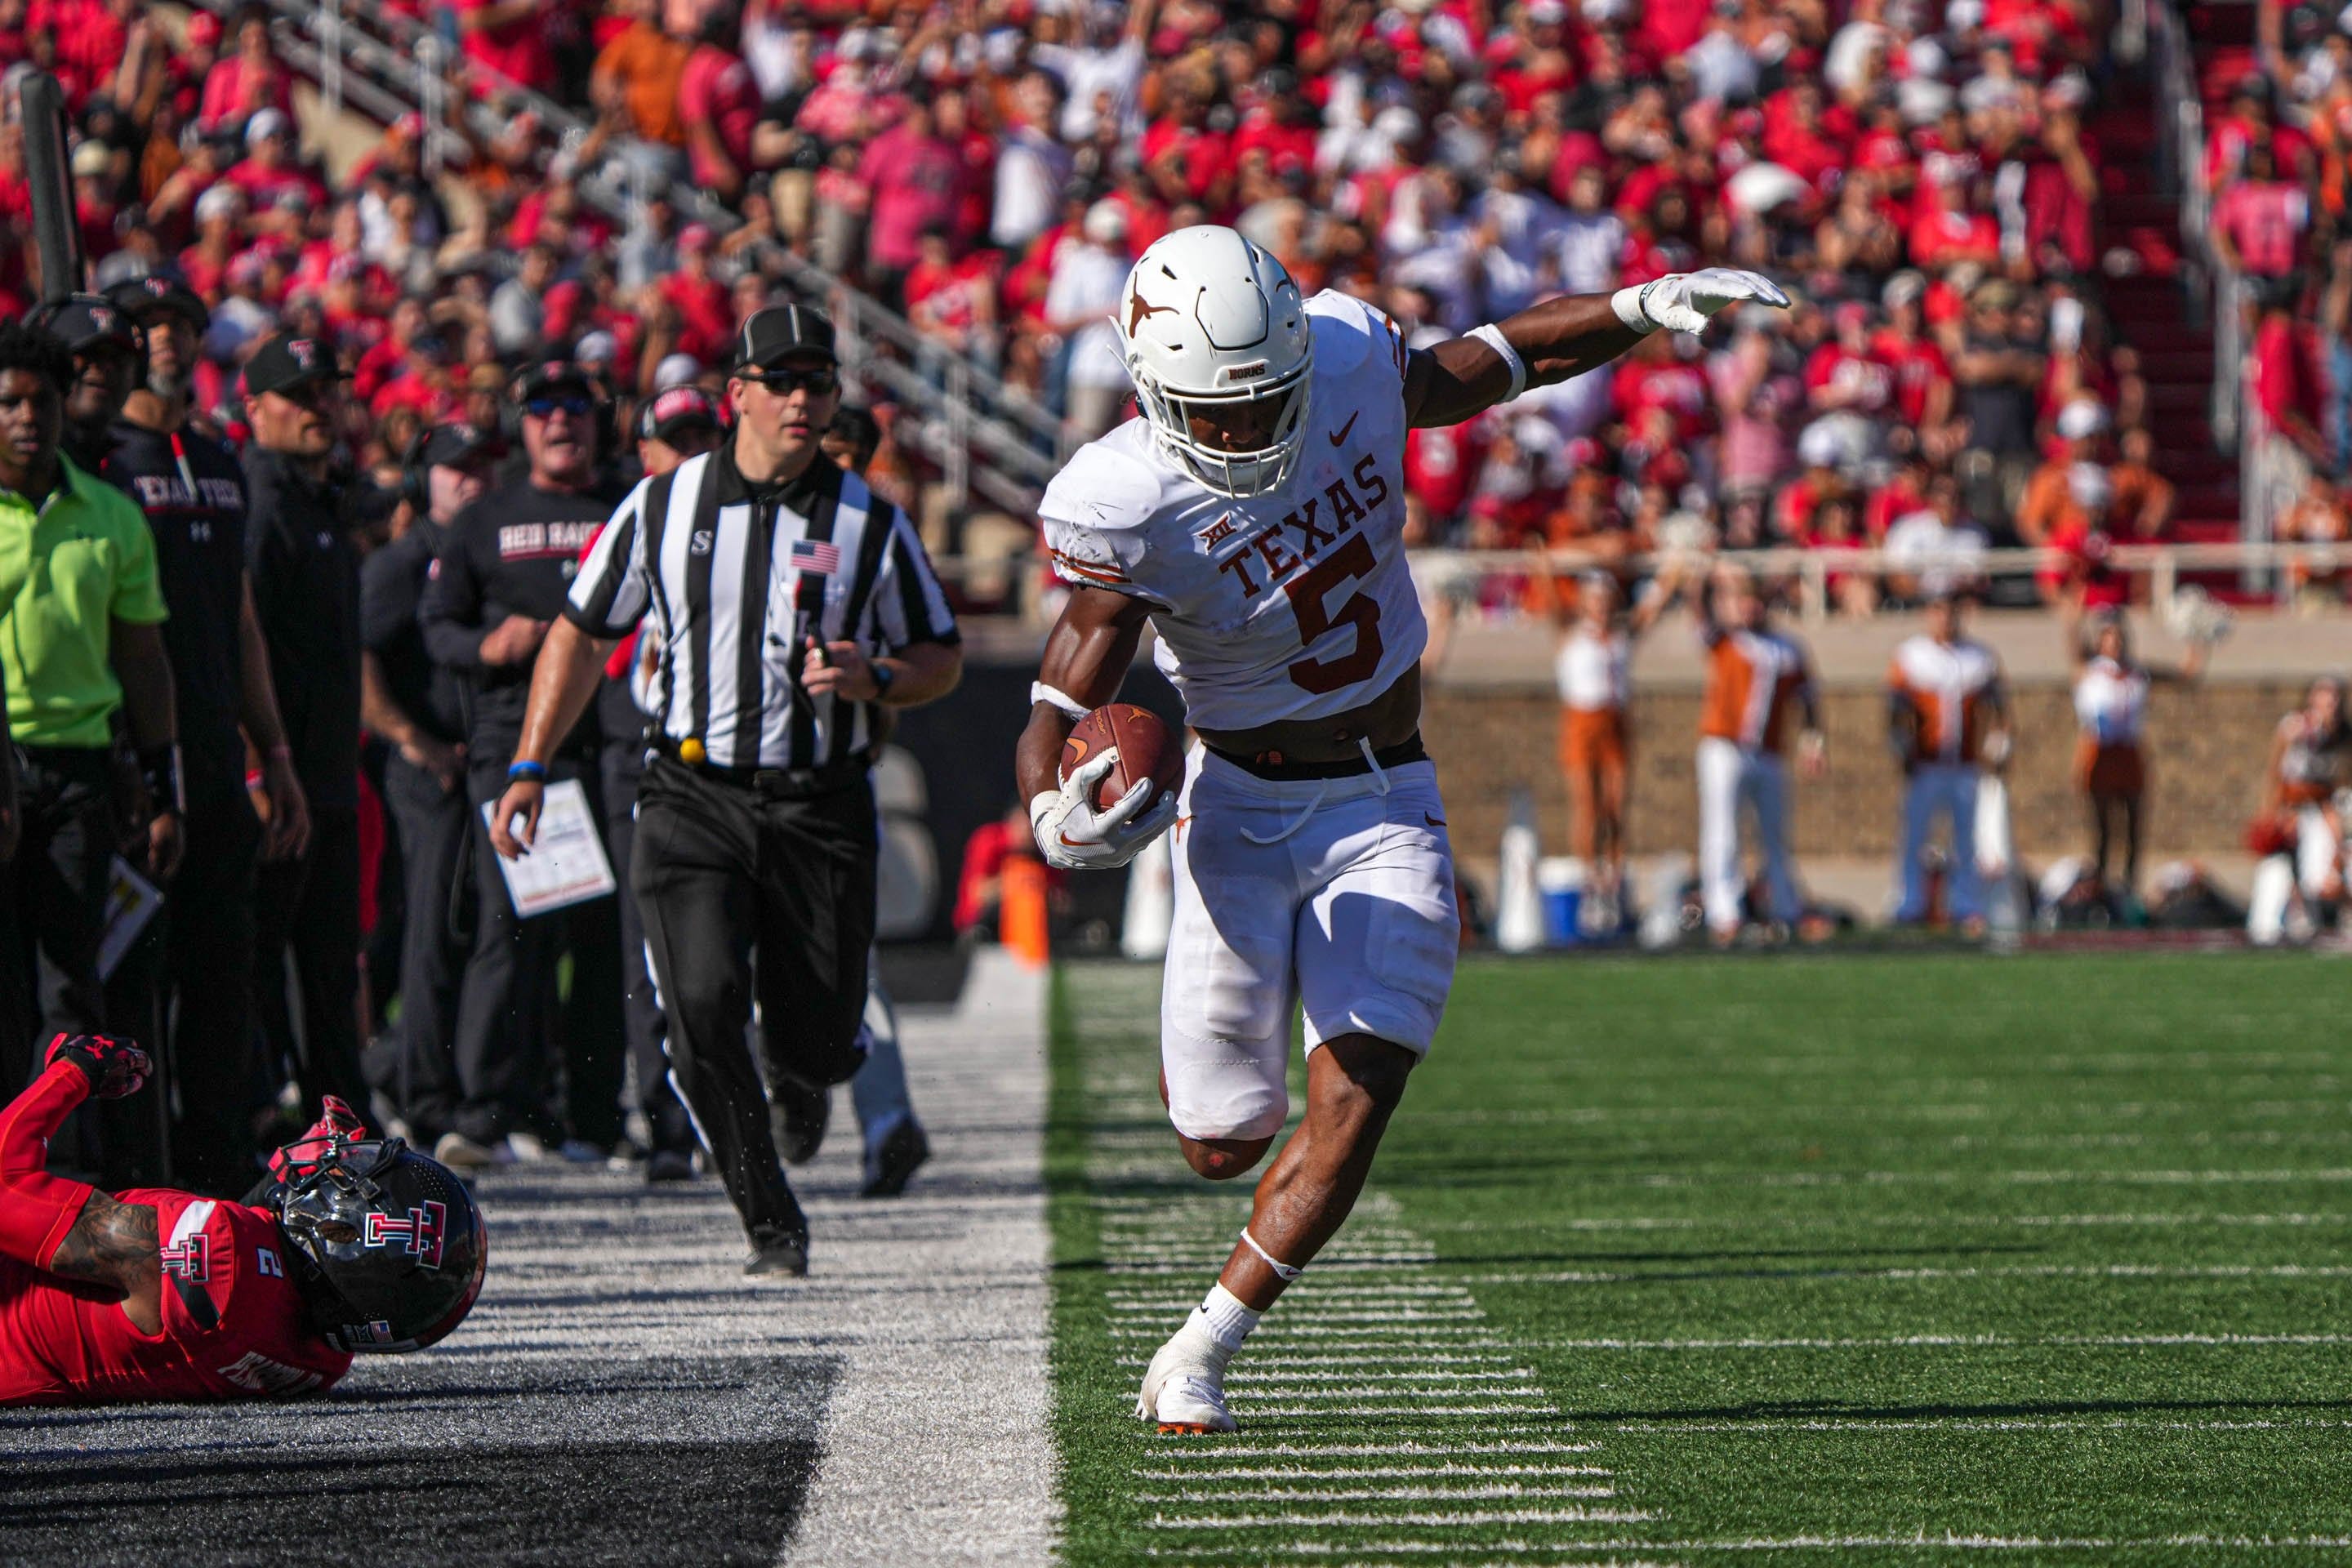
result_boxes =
[266,1132,489,1353]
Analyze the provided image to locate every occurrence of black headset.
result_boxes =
[400,426,432,512]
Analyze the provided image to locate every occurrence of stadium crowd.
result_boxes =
[2,0,2187,611]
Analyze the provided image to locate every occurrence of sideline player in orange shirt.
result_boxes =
[1886,588,2009,929]
[1544,555,1684,933]
[1694,561,1825,943]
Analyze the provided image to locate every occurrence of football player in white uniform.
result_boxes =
[1014,225,1788,1432]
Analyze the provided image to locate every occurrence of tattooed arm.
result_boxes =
[49,1192,163,1334]
[0,1039,163,1331]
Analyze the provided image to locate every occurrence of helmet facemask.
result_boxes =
[1131,350,1315,500]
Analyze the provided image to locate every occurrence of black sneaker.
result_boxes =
[772,1080,831,1165]
[859,1120,931,1199]
[744,1227,810,1277]
[645,1149,697,1184]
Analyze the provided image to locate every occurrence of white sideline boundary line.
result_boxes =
[785,950,1058,1567]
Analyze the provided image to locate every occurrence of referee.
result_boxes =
[491,305,961,1276]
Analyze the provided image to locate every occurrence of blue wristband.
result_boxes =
[507,760,548,782]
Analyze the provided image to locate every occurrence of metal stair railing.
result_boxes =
[204,0,1077,516]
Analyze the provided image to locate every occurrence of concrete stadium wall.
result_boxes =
[1423,678,2312,863]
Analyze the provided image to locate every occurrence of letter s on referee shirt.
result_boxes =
[562,447,959,772]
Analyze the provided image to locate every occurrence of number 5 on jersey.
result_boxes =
[1284,534,1384,694]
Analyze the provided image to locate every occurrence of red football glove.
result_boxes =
[268,1096,371,1185]
[43,1034,152,1100]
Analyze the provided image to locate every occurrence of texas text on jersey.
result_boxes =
[1039,289,1424,732]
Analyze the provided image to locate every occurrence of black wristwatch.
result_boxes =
[871,660,896,702]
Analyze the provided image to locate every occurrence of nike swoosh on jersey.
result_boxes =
[1423,814,1447,827]
[1329,412,1361,446]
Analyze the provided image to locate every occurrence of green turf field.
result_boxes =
[1048,951,2352,1566]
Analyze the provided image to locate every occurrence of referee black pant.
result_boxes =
[631,755,874,1241]
[600,734,694,1158]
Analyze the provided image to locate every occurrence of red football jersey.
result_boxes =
[0,1190,351,1405]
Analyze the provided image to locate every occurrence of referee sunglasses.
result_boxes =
[738,366,840,398]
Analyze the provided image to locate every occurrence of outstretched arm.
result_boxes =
[1404,270,1792,430]
[0,1040,162,1331]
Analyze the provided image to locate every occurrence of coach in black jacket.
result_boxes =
[416,361,628,1168]
[240,334,368,1132]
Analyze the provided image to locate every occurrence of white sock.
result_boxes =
[1189,1283,1261,1356]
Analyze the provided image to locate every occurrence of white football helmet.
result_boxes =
[1114,225,1314,499]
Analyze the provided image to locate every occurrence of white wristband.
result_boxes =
[1610,283,1659,335]
[1466,323,1527,403]
[1030,681,1091,720]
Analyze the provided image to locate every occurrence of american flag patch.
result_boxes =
[791,539,840,575]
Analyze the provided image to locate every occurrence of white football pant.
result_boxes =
[1160,747,1459,1143]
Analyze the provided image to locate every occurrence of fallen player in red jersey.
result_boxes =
[0,1034,488,1405]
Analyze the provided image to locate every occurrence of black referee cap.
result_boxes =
[32,294,142,358]
[733,304,837,373]
[639,384,723,442]
[107,273,211,332]
[419,421,501,470]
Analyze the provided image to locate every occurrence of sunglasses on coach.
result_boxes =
[524,395,595,418]
[741,367,839,397]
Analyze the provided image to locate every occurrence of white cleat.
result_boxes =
[1136,1334,1239,1434]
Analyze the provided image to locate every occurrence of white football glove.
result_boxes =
[1030,747,1179,871]
[1623,269,1793,336]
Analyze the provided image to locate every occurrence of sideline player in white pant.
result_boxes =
[1693,562,1824,942]
[1886,590,2008,929]
[1013,225,1789,1431]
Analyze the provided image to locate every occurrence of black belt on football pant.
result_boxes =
[1205,733,1428,782]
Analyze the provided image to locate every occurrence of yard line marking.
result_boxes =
[1134,1465,1615,1482]
[1138,1535,2352,1555]
[1234,1403,1571,1418]
[1614,1415,2352,1434]
[1222,1370,1538,1383]
[1543,1335,2352,1354]
[1137,1483,1618,1503]
[1462,1263,2352,1285]
[1144,1508,1660,1529]
[1232,1386,1553,1401]
[1151,1441,1605,1460]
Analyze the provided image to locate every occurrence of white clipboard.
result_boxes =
[482,779,617,918]
[98,856,163,980]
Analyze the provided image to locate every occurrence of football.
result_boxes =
[1060,704,1184,811]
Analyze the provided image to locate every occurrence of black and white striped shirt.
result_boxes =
[565,442,958,771]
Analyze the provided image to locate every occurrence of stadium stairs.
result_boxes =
[2099,6,2253,580]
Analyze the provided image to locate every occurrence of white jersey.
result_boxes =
[1039,290,1426,732]
[2074,655,2149,745]
[1555,627,1629,712]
